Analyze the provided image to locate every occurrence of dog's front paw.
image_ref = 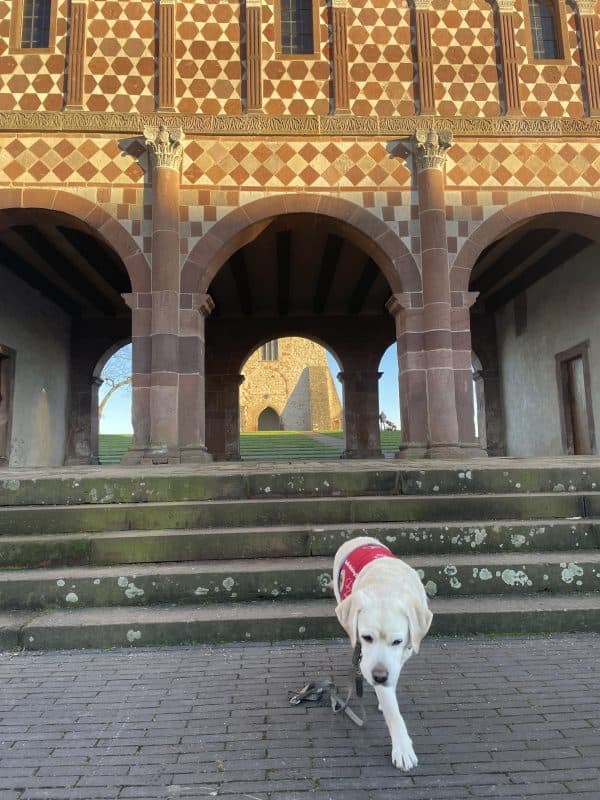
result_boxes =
[391,739,418,771]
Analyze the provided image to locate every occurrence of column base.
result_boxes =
[424,442,488,459]
[340,448,384,459]
[394,443,428,459]
[121,444,213,465]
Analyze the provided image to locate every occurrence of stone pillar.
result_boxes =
[413,0,435,114]
[386,293,428,457]
[339,369,384,459]
[121,291,152,463]
[332,0,350,113]
[495,0,522,115]
[412,128,471,458]
[205,373,244,460]
[245,0,262,111]
[574,0,600,116]
[65,0,87,107]
[158,0,176,110]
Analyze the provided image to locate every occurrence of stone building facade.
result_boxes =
[239,337,342,433]
[1,0,600,466]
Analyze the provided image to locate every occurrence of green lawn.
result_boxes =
[98,429,402,463]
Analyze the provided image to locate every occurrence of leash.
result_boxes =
[289,642,365,727]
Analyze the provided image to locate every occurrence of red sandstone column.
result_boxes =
[339,368,384,459]
[65,0,87,108]
[332,0,350,113]
[205,373,244,460]
[413,128,467,458]
[158,0,176,110]
[414,0,435,114]
[574,0,600,116]
[495,0,522,115]
[246,0,263,111]
[121,291,152,463]
[386,293,428,457]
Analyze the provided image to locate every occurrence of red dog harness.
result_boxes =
[338,542,394,600]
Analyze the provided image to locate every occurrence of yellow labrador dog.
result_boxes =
[333,536,433,771]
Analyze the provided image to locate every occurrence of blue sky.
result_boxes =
[100,341,401,434]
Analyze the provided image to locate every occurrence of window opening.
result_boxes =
[20,0,52,48]
[528,0,561,59]
[261,339,279,361]
[280,0,314,55]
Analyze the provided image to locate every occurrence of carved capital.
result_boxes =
[412,128,452,171]
[331,0,348,7]
[143,125,184,169]
[412,0,432,10]
[495,0,516,12]
[573,0,596,13]
[246,0,262,6]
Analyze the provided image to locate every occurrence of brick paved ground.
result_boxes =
[0,635,599,800]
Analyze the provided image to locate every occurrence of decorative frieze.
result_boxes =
[144,125,184,169]
[412,128,453,171]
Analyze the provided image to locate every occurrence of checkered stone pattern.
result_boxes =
[85,0,155,114]
[176,0,242,115]
[513,0,584,118]
[0,136,147,185]
[447,141,600,189]
[431,0,500,118]
[347,0,414,117]
[182,139,411,190]
[262,0,331,116]
[0,0,67,111]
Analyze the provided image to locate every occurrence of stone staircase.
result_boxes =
[1,462,600,650]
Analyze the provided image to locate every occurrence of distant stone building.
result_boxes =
[239,337,342,432]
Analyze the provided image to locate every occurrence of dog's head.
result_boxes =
[335,588,432,688]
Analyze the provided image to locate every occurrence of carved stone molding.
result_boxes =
[143,125,184,169]
[412,128,453,170]
[496,0,516,12]
[2,110,600,138]
[573,0,596,14]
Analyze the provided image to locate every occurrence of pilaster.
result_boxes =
[495,0,522,115]
[246,0,263,111]
[413,0,435,114]
[158,0,177,110]
[573,0,600,116]
[332,0,350,113]
[65,0,88,108]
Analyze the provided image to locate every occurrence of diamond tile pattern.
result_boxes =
[347,0,414,116]
[182,140,411,189]
[447,142,600,188]
[513,0,584,118]
[0,0,67,111]
[85,0,155,113]
[432,0,500,118]
[176,0,242,115]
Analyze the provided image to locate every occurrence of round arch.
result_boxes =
[237,331,344,378]
[0,188,150,293]
[451,193,600,293]
[181,194,421,296]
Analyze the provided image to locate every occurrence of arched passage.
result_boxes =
[257,407,281,431]
[459,194,600,456]
[0,195,138,466]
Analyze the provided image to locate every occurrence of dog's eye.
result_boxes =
[361,635,373,644]
[392,639,403,646]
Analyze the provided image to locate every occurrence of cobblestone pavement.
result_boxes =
[0,635,599,800]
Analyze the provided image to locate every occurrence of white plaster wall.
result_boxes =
[0,264,71,466]
[496,244,600,456]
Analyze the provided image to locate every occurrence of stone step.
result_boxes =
[0,492,590,536]
[2,464,600,507]
[2,551,600,611]
[6,593,600,651]
[0,518,598,569]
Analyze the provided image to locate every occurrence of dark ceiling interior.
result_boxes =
[208,214,392,318]
[0,209,131,319]
[470,222,596,312]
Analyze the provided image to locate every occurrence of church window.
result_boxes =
[261,340,279,361]
[11,0,54,50]
[277,0,318,56]
[528,0,562,60]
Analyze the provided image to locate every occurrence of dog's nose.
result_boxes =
[372,667,388,685]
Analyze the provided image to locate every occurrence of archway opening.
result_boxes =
[0,207,132,467]
[97,342,133,464]
[468,212,599,456]
[257,407,280,431]
[204,210,397,461]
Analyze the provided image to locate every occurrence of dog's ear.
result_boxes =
[335,590,364,647]
[403,596,433,654]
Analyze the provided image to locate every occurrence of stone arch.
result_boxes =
[451,193,600,293]
[237,332,344,378]
[0,187,150,292]
[181,193,421,295]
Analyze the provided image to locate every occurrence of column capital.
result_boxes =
[159,0,177,3]
[573,0,596,13]
[332,0,348,7]
[246,0,262,6]
[412,128,452,171]
[143,125,184,170]
[495,0,516,12]
[412,0,432,10]
[386,292,413,316]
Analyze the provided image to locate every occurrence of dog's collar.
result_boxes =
[338,542,394,601]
